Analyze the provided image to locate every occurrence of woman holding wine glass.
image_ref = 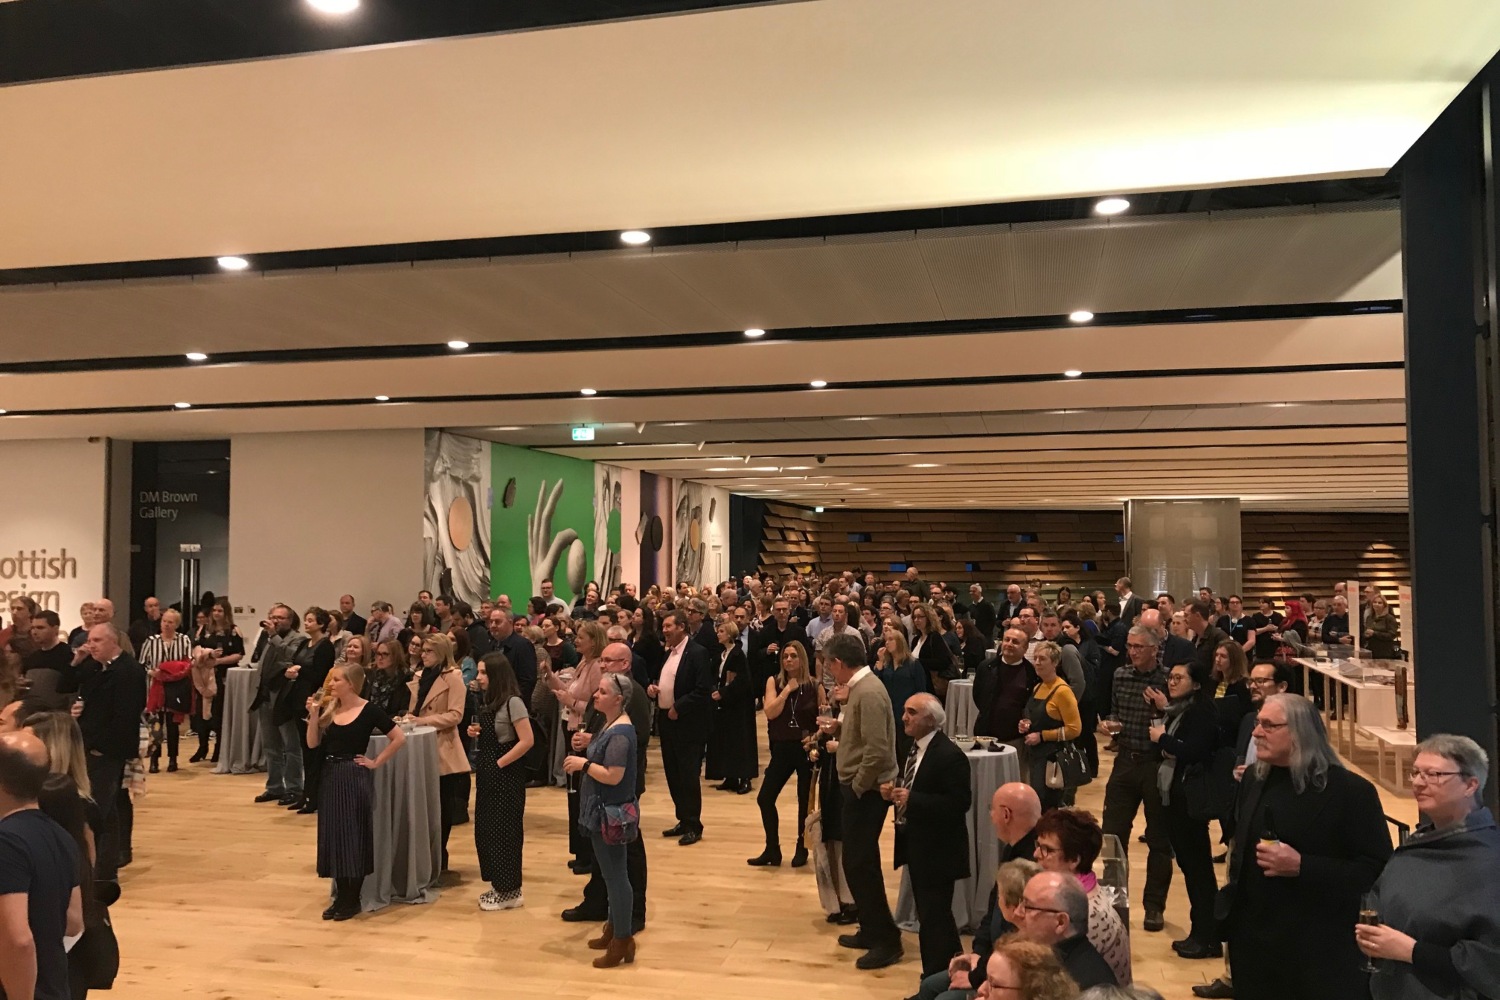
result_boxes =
[1356,733,1500,999]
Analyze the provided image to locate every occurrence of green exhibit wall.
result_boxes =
[489,441,596,604]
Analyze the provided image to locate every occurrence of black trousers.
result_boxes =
[1077,700,1101,778]
[1100,750,1173,913]
[149,713,179,764]
[838,784,899,949]
[86,755,125,880]
[580,833,648,927]
[1228,928,1369,1000]
[296,719,323,806]
[566,766,596,869]
[1166,793,1218,944]
[438,772,467,869]
[757,739,812,850]
[658,718,706,833]
[909,863,960,976]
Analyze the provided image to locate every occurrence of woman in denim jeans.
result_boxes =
[563,671,639,968]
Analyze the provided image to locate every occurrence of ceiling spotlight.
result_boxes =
[0,410,8,415]
[580,388,597,396]
[814,507,825,513]
[174,402,192,409]
[374,395,390,402]
[620,230,651,245]
[1069,310,1095,323]
[1063,369,1083,378]
[216,256,249,271]
[307,0,359,10]
[744,328,766,338]
[809,379,828,389]
[446,340,469,350]
[1094,197,1130,215]
[911,463,940,468]
[185,352,208,362]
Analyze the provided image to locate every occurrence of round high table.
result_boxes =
[356,724,443,912]
[944,677,977,739]
[213,666,265,775]
[894,742,1021,933]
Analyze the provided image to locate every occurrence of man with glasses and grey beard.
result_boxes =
[248,604,306,806]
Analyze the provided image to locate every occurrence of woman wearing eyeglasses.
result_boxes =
[1357,733,1500,1000]
[1030,808,1132,986]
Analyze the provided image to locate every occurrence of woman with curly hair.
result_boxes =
[1032,808,1132,985]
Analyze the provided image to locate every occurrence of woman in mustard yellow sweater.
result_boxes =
[1018,640,1082,809]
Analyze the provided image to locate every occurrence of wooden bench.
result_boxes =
[1359,725,1417,793]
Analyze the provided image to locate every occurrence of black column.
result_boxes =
[1401,62,1500,799]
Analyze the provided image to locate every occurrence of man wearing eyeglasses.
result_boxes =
[1013,871,1117,988]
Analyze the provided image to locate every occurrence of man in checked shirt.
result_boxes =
[1100,624,1172,933]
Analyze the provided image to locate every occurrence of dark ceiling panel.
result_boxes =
[0,0,769,86]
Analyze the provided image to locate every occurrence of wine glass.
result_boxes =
[1359,891,1380,973]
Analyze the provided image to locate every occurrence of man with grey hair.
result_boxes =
[248,604,307,807]
[73,621,146,880]
[885,692,971,976]
[686,597,719,655]
[1100,623,1172,931]
[365,601,401,645]
[1015,871,1118,988]
[1219,693,1390,1000]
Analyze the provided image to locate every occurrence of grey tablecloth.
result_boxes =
[213,667,265,774]
[945,677,977,738]
[895,743,1021,933]
[358,724,442,912]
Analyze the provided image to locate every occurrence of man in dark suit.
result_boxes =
[337,594,367,645]
[1218,693,1392,1000]
[749,597,807,687]
[686,598,720,655]
[967,584,997,641]
[73,622,147,881]
[647,610,715,845]
[1140,608,1193,668]
[1185,599,1228,677]
[995,583,1026,626]
[886,693,971,977]
[1115,576,1144,625]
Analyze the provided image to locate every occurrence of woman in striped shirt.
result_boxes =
[142,608,195,773]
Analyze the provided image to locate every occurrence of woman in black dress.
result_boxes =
[304,663,405,921]
[467,652,534,911]
[192,600,244,764]
[280,608,335,814]
[706,620,757,794]
[749,640,822,868]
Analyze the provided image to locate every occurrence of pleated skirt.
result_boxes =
[317,758,374,878]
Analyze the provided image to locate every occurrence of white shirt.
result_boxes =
[847,665,873,689]
[906,729,937,783]
[658,636,688,710]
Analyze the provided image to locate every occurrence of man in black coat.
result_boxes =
[1217,693,1392,1000]
[1014,871,1118,989]
[686,598,720,655]
[337,594,367,646]
[886,693,971,977]
[647,610,715,845]
[749,597,807,687]
[1185,599,1228,677]
[1141,608,1194,668]
[73,622,147,881]
[966,584,997,641]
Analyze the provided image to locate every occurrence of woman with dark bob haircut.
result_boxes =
[1031,808,1132,985]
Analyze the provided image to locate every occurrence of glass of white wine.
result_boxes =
[1359,890,1381,973]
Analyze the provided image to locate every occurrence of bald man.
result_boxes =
[886,693,971,977]
[0,729,84,1000]
[0,699,22,734]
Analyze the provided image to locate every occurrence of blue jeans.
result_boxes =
[259,704,303,796]
[589,831,634,939]
[917,969,974,1000]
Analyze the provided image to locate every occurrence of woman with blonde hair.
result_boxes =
[403,632,471,872]
[990,936,1082,1000]
[873,624,928,738]
[25,710,92,798]
[545,618,607,874]
[1019,641,1082,810]
[340,634,371,669]
[305,663,406,920]
[750,640,823,867]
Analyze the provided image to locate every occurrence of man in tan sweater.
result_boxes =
[826,632,902,970]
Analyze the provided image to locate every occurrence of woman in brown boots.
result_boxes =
[562,672,640,968]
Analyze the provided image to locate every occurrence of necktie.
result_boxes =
[895,743,919,826]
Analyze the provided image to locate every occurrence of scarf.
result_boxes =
[416,664,448,712]
[1156,698,1194,805]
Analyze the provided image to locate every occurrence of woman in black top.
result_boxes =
[910,603,957,700]
[365,640,411,718]
[628,607,665,682]
[192,600,244,764]
[706,621,757,794]
[279,608,335,814]
[467,652,534,911]
[749,640,822,868]
[1148,660,1221,958]
[304,663,405,920]
[953,617,989,677]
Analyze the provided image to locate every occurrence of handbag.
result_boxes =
[599,802,640,845]
[1045,741,1091,789]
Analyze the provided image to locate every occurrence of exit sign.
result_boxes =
[571,426,596,441]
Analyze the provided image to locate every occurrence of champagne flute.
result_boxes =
[1359,891,1381,973]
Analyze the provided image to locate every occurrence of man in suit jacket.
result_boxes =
[887,693,971,977]
[686,598,720,656]
[748,597,807,687]
[247,604,307,806]
[647,610,715,845]
[1115,576,1144,625]
[827,632,903,971]
[73,622,147,881]
[1218,693,1392,1000]
[1140,608,1193,668]
[337,594,368,645]
[1185,599,1229,677]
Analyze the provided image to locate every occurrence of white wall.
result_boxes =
[0,439,107,617]
[229,430,425,624]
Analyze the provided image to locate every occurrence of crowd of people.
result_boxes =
[0,568,1495,1000]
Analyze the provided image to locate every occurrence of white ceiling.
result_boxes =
[1,0,1494,269]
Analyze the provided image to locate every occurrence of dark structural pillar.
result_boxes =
[1401,57,1500,802]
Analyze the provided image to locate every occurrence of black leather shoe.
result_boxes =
[735,781,753,795]
[189,749,207,763]
[561,905,607,922]
[568,860,592,875]
[1175,938,1223,959]
[1143,908,1165,932]
[254,791,282,803]
[678,830,702,846]
[148,760,160,774]
[166,761,179,773]
[331,905,359,921]
[1192,977,1235,998]
[713,781,735,791]
[833,907,859,925]
[856,944,904,970]
[791,845,809,868]
[838,933,871,950]
[661,824,685,838]
[321,903,339,920]
[825,911,845,923]
[746,848,782,867]
[280,795,303,807]
[296,802,317,815]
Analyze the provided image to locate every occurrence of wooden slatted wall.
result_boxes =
[759,502,821,578]
[1241,511,1410,609]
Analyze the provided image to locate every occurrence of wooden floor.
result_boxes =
[108,732,1417,1000]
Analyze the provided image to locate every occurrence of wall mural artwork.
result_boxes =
[674,479,707,587]
[423,430,492,608]
[593,463,626,598]
[490,442,594,605]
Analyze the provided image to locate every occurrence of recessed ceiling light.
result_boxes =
[1063,369,1084,378]
[785,466,812,471]
[809,379,828,389]
[743,328,766,338]
[580,388,597,396]
[307,0,359,11]
[814,506,825,513]
[185,352,208,362]
[216,256,249,271]
[0,410,8,416]
[1069,310,1095,323]
[911,463,940,468]
[620,230,651,245]
[174,402,192,409]
[1094,197,1130,215]
[446,340,469,350]
[374,395,390,402]
[493,426,524,431]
